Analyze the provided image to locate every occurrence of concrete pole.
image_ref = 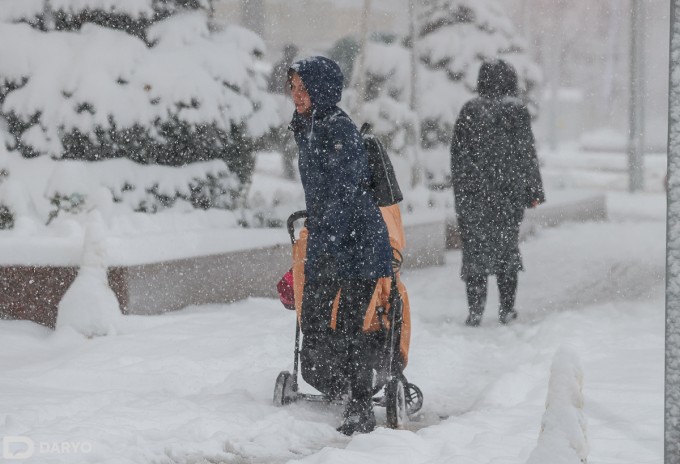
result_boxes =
[666,1,680,462]
[629,0,646,192]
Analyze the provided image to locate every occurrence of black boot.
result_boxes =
[499,309,518,324]
[337,398,376,435]
[465,312,482,327]
[497,272,518,325]
[464,275,487,327]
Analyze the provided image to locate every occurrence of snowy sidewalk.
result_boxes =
[0,192,665,464]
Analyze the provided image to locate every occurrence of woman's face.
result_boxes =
[289,72,312,115]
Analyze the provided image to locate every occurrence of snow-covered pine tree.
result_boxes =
[0,0,278,213]
[349,0,541,153]
[415,0,541,147]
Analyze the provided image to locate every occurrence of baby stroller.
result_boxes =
[273,205,423,428]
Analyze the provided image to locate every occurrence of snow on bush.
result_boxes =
[347,0,541,154]
[0,0,279,227]
[0,150,241,227]
[0,8,277,166]
[526,346,589,464]
[346,41,418,156]
[0,0,214,41]
[56,212,122,336]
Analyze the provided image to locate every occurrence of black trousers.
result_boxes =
[466,272,518,316]
[300,273,378,402]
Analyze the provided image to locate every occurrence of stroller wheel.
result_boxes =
[273,371,297,406]
[385,378,406,428]
[404,382,424,417]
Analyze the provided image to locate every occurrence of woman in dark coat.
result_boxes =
[450,59,545,327]
[288,56,393,434]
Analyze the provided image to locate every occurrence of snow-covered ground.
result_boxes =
[0,147,666,463]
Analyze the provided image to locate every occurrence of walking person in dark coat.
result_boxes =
[287,56,393,434]
[450,59,545,327]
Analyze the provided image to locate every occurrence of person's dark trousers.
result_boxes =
[300,272,345,398]
[497,271,518,316]
[335,278,378,402]
[465,271,518,325]
[465,275,488,325]
[300,268,377,401]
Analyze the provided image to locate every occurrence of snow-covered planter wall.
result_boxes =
[0,0,278,224]
[0,208,446,327]
[526,347,589,464]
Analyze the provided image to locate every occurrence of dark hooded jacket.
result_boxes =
[289,56,392,282]
[450,60,545,279]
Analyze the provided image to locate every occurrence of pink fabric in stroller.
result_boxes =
[277,268,295,310]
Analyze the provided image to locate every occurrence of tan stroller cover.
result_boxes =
[291,204,411,366]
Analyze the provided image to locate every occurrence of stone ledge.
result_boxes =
[0,218,447,324]
[445,193,607,249]
[0,266,78,327]
[1,193,604,325]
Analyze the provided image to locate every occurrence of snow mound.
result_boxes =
[56,213,121,336]
[526,346,588,464]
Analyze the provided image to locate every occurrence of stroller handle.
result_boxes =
[286,210,308,244]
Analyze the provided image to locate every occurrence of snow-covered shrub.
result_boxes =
[328,36,361,88]
[348,0,541,152]
[0,151,241,226]
[125,168,241,213]
[0,205,13,229]
[18,0,213,41]
[0,167,12,229]
[0,0,278,219]
[344,40,418,157]
[47,192,86,225]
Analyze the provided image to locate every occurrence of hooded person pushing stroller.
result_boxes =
[287,56,393,435]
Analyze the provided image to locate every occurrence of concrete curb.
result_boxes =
[446,193,607,249]
[117,218,446,315]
